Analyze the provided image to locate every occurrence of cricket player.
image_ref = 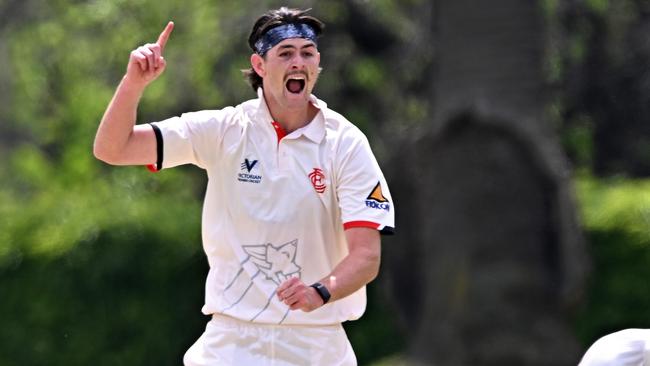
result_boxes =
[94,7,394,365]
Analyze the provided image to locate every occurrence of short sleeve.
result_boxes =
[336,130,395,235]
[149,108,234,170]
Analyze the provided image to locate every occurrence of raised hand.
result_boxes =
[125,21,174,87]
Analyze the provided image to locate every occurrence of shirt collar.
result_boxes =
[255,88,326,144]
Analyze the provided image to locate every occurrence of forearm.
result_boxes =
[276,228,381,311]
[93,77,146,163]
[319,229,381,303]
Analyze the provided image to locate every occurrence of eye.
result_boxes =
[302,51,313,58]
[279,51,291,57]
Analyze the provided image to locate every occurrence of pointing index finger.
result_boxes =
[156,21,174,52]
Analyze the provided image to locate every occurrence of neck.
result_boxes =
[263,93,319,133]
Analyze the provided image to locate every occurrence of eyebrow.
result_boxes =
[277,43,316,51]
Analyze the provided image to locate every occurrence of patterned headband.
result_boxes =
[254,23,318,56]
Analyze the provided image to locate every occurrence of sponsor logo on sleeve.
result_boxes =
[365,182,390,211]
[238,158,262,184]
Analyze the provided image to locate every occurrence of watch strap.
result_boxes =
[310,282,331,304]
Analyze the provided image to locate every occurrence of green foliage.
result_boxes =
[577,176,650,237]
[1,1,239,364]
[540,0,559,19]
[585,0,609,15]
[562,115,595,168]
[350,57,384,91]
[0,228,208,365]
[574,175,650,343]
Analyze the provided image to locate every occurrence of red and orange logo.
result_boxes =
[366,182,390,211]
[309,168,326,193]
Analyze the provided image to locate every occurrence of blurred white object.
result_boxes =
[579,329,650,366]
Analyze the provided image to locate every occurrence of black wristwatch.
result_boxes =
[310,282,331,304]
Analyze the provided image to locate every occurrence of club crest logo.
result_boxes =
[238,158,262,184]
[309,168,326,193]
[365,182,390,211]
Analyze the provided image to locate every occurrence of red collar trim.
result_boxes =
[271,121,287,143]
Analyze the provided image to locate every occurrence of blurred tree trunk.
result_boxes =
[384,0,589,364]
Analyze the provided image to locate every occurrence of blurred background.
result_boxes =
[1,0,649,365]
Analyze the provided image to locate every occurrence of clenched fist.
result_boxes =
[277,277,325,312]
[125,21,174,87]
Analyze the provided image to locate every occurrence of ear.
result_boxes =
[250,53,266,78]
[312,51,321,77]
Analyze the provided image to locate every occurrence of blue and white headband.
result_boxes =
[254,23,318,56]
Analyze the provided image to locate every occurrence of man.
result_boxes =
[579,329,650,366]
[94,7,394,366]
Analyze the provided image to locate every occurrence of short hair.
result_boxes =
[242,7,324,92]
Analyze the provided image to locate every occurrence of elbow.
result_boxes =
[92,143,104,162]
[93,142,118,165]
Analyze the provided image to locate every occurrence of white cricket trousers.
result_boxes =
[183,314,358,366]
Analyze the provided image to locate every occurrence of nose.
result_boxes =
[290,54,305,70]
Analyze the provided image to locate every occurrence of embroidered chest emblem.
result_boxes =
[309,168,326,193]
[241,158,258,172]
[238,158,262,184]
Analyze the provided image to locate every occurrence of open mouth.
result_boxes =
[285,77,306,94]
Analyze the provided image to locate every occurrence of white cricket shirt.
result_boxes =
[150,88,395,325]
[580,329,650,366]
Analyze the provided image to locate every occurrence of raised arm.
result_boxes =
[93,21,174,166]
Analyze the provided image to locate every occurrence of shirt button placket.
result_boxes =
[278,143,288,171]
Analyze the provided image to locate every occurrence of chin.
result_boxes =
[283,91,310,106]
